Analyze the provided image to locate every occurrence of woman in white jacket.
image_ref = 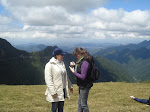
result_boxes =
[45,48,73,112]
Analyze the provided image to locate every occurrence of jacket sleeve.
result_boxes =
[63,62,73,89]
[74,61,90,80]
[45,63,57,95]
[68,76,73,89]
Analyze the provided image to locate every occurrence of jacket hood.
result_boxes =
[49,57,63,64]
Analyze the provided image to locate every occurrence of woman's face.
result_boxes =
[76,54,81,59]
[56,54,64,61]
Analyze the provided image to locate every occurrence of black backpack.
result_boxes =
[89,57,100,82]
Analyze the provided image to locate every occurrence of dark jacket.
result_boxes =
[76,58,93,88]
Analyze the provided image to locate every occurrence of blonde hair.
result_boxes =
[73,47,91,60]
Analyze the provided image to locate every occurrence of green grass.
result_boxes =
[0,82,150,112]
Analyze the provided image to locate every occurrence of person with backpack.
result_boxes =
[69,47,98,112]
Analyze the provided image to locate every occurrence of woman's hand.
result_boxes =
[70,88,74,94]
[69,66,75,73]
[70,61,76,67]
[52,93,57,98]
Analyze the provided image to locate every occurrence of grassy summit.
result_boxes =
[0,82,150,112]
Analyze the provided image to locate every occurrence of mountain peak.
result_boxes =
[139,40,150,45]
[0,38,29,57]
[0,38,12,48]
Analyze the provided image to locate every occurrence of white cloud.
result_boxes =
[0,0,150,43]
[92,8,124,22]
[32,31,56,38]
[23,25,30,30]
[1,0,107,12]
[122,10,150,27]
[9,6,70,26]
[93,32,106,39]
[0,15,12,24]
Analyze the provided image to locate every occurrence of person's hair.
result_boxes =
[73,47,91,60]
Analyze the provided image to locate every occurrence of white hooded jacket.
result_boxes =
[45,57,73,102]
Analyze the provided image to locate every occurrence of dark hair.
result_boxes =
[73,47,91,60]
[54,56,57,59]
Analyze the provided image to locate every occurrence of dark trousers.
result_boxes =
[51,101,64,112]
[78,87,90,112]
[134,98,148,104]
[51,89,65,112]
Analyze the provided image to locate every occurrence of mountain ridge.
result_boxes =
[0,38,132,84]
[94,40,150,82]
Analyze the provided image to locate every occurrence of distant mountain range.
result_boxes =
[94,40,150,82]
[0,38,132,85]
[13,42,118,54]
[14,44,47,52]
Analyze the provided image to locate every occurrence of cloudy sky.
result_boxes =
[0,0,150,45]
